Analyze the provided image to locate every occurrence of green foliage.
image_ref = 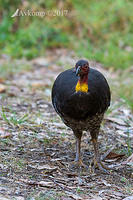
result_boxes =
[0,0,133,68]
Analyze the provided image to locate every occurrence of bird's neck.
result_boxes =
[75,74,88,93]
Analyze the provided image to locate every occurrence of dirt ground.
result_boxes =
[0,50,133,200]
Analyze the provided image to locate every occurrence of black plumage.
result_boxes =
[52,59,111,171]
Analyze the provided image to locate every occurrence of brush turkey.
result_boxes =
[52,60,111,172]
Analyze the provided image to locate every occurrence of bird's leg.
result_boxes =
[75,135,82,164]
[90,125,110,173]
[91,137,110,172]
[71,130,85,167]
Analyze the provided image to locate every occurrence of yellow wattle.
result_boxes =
[75,81,88,93]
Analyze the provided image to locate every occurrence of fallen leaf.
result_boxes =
[0,84,6,93]
[38,181,54,187]
[31,80,51,89]
[90,195,102,200]
[13,197,25,200]
[0,133,11,138]
[44,88,51,96]
[122,154,133,168]
[106,117,127,126]
[32,81,45,88]
[36,118,44,125]
[0,195,11,200]
[28,164,57,171]
[101,145,116,161]
[32,57,49,67]
[101,180,111,187]
[105,151,125,160]
[0,78,5,83]
[116,129,133,138]
[122,108,131,116]
[115,125,128,131]
[66,192,82,200]
[0,128,11,138]
[20,179,54,187]
[123,196,133,200]
[66,172,77,177]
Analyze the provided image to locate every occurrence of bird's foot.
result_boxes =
[90,157,111,174]
[70,159,88,170]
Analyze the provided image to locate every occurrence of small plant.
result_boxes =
[1,107,29,127]
[76,187,81,193]
[17,159,24,168]
[120,177,133,194]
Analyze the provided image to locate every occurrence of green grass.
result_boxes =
[111,70,133,111]
[28,191,67,200]
[0,59,31,78]
[0,0,133,69]
[1,107,29,127]
[0,0,133,110]
[120,177,133,194]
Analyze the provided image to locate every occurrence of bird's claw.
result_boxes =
[90,158,111,174]
[71,159,88,170]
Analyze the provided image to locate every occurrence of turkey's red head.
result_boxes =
[75,60,89,93]
[75,60,89,76]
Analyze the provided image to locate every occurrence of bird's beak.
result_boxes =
[76,66,81,76]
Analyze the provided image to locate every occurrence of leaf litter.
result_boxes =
[0,49,133,200]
